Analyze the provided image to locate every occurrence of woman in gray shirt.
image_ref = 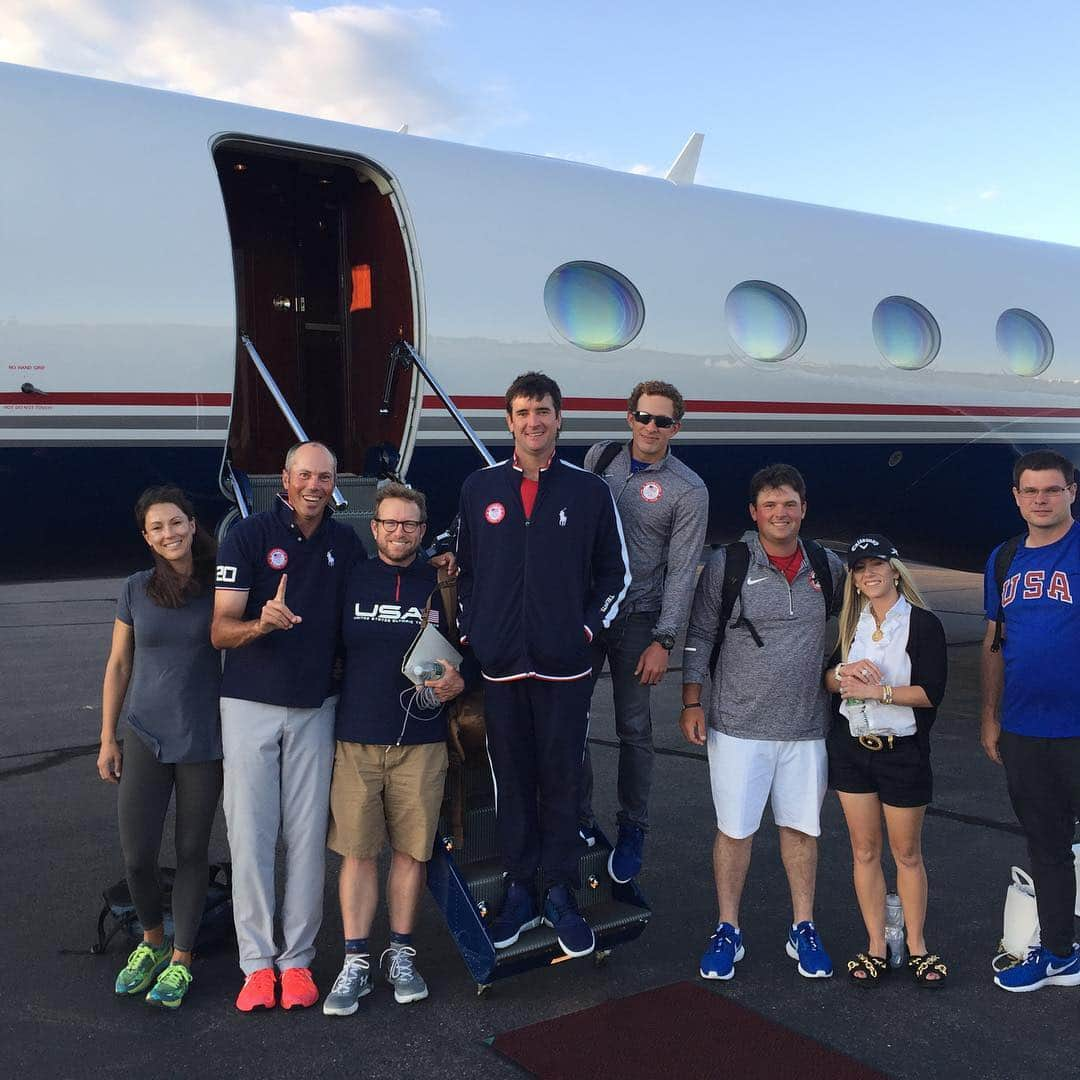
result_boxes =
[98,486,222,1008]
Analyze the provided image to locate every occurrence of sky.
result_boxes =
[4,0,1079,245]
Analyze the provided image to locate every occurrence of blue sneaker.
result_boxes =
[608,823,645,883]
[543,885,595,958]
[700,923,744,980]
[994,944,1080,993]
[578,823,598,848]
[490,881,541,949]
[786,921,833,978]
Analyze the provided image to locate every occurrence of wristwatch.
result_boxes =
[651,631,676,651]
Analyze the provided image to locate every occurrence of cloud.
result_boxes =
[628,163,654,176]
[0,1,478,135]
[978,188,1001,201]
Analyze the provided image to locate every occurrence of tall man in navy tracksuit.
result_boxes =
[456,371,631,958]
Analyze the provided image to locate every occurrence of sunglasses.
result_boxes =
[630,410,677,429]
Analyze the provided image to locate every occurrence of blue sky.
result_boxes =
[6,1,1079,244]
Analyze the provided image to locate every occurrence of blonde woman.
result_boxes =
[823,535,948,987]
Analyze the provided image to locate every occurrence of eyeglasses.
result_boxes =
[630,410,677,429]
[374,518,424,533]
[1016,485,1074,500]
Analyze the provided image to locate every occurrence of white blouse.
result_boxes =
[840,595,917,737]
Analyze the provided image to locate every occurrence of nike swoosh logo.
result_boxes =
[1047,961,1076,975]
[746,576,768,585]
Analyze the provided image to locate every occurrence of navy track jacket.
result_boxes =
[456,456,631,681]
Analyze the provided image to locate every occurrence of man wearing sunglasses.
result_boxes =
[982,449,1080,992]
[579,381,708,883]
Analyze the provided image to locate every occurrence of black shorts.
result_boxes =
[827,728,932,808]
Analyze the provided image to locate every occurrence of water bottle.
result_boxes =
[885,892,906,967]
[412,660,444,683]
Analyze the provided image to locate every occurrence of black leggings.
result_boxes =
[117,732,223,953]
[999,730,1080,957]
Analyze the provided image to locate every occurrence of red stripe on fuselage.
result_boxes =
[421,395,1080,418]
[0,392,232,406]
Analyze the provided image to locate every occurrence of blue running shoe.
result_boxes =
[543,885,595,958]
[700,923,744,980]
[786,921,833,978]
[608,823,645,883]
[490,881,541,949]
[994,944,1080,993]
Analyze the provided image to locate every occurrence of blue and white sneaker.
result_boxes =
[543,885,595,958]
[578,823,598,848]
[489,881,541,949]
[785,921,833,978]
[994,943,1080,993]
[699,922,744,980]
[608,823,645,883]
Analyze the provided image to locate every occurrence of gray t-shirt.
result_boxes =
[116,570,222,763]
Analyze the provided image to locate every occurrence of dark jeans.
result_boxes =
[580,611,657,832]
[484,676,592,890]
[117,731,224,953]
[999,729,1080,957]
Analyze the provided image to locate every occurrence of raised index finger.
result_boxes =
[275,573,288,602]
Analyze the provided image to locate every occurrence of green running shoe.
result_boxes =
[146,962,192,1009]
[114,938,173,996]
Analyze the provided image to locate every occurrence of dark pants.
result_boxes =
[999,730,1080,957]
[117,732,224,953]
[484,676,592,890]
[580,612,656,831]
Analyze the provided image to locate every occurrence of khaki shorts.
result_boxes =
[327,740,448,862]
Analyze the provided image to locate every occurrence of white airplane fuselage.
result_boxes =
[3,62,1077,577]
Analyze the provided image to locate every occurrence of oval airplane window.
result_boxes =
[725,281,806,362]
[997,308,1053,376]
[872,296,940,370]
[544,262,645,352]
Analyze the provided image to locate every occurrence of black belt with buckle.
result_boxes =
[857,734,896,752]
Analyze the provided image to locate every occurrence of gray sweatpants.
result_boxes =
[221,695,336,976]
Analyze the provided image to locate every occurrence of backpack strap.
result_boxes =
[591,440,625,476]
[708,541,760,675]
[802,538,836,618]
[991,533,1024,653]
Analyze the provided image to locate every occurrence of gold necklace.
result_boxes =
[871,612,885,642]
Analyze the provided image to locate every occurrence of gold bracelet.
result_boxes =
[881,684,894,705]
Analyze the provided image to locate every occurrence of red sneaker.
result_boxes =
[280,967,318,1010]
[236,967,277,1012]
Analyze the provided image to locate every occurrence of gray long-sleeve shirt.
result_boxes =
[584,441,709,638]
[682,531,846,741]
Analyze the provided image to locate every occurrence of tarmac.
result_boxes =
[1,565,1078,1080]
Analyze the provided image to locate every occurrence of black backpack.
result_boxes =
[590,440,625,478]
[708,540,836,675]
[989,533,1025,653]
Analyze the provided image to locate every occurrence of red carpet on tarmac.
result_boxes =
[490,981,890,1080]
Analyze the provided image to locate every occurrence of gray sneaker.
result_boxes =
[322,954,372,1016]
[381,943,429,1003]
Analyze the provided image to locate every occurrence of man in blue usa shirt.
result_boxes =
[981,449,1080,992]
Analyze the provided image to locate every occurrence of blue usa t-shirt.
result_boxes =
[983,520,1080,738]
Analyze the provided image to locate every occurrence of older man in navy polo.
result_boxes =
[212,441,362,1012]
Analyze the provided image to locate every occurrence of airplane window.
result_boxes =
[724,281,806,362]
[997,308,1053,376]
[544,262,645,352]
[872,296,940,370]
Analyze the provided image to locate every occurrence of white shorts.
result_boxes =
[706,729,827,839]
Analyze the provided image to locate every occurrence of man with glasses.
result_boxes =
[982,449,1080,992]
[456,371,631,959]
[579,380,708,883]
[323,483,467,1016]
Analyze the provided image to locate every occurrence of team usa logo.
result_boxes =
[266,547,288,571]
[808,571,823,592]
[484,501,506,525]
[1001,570,1073,607]
[640,480,663,503]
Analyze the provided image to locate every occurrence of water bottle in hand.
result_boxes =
[412,660,444,683]
[885,892,906,967]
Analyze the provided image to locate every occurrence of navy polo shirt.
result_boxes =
[337,556,449,746]
[216,495,362,708]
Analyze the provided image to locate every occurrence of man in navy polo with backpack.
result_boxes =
[981,449,1080,992]
[212,441,362,1012]
[456,371,631,959]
